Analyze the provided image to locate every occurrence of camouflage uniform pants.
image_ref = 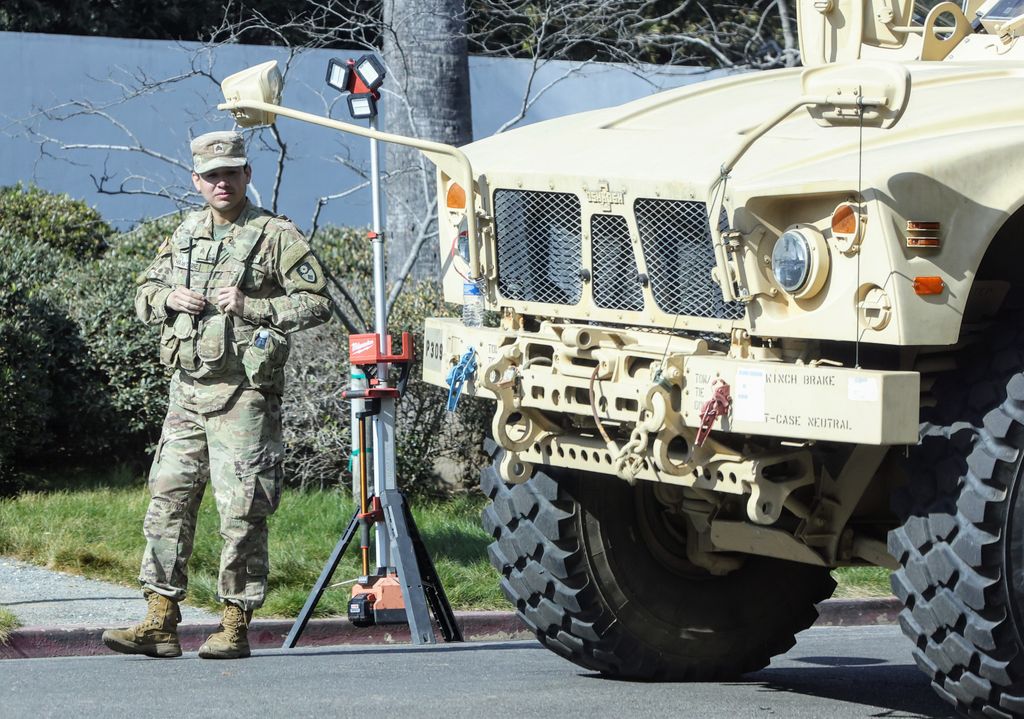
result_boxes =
[139,388,283,610]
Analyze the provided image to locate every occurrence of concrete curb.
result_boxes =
[1,598,901,660]
[0,611,534,660]
[814,597,900,626]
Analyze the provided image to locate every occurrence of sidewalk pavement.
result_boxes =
[0,556,901,659]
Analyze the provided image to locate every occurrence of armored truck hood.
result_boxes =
[463,62,1024,195]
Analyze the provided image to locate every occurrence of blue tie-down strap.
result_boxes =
[446,347,478,412]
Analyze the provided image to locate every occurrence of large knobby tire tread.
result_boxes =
[890,323,1024,718]
[481,442,836,681]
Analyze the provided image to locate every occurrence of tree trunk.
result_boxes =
[382,0,473,281]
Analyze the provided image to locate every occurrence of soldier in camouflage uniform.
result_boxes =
[102,131,332,659]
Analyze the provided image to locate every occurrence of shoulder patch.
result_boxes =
[296,261,318,285]
[285,251,327,293]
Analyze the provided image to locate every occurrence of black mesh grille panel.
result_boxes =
[591,214,643,311]
[494,190,582,305]
[634,199,745,320]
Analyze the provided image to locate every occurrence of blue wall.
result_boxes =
[0,32,723,231]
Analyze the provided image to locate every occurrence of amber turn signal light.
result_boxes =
[446,182,466,210]
[913,276,944,295]
[831,203,859,236]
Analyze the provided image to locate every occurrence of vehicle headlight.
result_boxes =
[770,226,830,299]
[772,229,811,291]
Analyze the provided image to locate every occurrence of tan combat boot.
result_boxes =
[197,603,252,659]
[101,589,182,658]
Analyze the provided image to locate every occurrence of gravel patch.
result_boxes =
[0,557,217,628]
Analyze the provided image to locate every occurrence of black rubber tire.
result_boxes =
[889,329,1024,718]
[481,448,837,680]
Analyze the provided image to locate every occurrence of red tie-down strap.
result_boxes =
[695,379,731,447]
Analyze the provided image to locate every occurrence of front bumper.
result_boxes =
[423,317,919,446]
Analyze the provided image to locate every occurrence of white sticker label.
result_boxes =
[734,367,766,422]
[423,326,444,377]
[848,376,879,402]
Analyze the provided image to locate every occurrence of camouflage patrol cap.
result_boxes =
[190,131,247,174]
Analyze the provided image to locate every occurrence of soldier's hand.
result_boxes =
[216,287,246,317]
[166,287,206,315]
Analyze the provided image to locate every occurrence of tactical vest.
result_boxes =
[159,213,275,381]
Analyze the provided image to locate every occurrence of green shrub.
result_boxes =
[0,236,61,472]
[0,184,111,259]
[56,216,190,440]
[0,203,166,489]
[104,213,183,263]
[0,232,109,491]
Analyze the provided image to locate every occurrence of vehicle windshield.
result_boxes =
[981,0,1024,20]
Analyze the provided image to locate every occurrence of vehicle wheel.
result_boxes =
[481,447,837,680]
[889,332,1024,718]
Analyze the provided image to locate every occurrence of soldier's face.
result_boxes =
[192,165,252,219]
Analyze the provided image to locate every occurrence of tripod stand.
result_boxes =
[282,98,461,649]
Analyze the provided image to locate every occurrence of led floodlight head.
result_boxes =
[326,58,351,93]
[347,93,378,119]
[353,54,386,91]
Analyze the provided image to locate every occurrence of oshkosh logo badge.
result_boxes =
[585,189,625,206]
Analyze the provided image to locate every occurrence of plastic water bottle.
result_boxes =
[255,328,270,349]
[462,281,484,327]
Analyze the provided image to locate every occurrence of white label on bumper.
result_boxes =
[423,326,444,378]
[848,376,879,402]
[733,367,766,422]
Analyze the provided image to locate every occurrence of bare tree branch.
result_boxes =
[309,181,372,239]
[387,196,439,318]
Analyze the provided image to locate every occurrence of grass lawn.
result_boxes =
[0,607,19,644]
[0,469,892,618]
[0,468,505,617]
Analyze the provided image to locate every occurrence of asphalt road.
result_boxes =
[4,624,954,719]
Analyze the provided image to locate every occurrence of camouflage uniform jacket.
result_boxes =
[135,201,332,414]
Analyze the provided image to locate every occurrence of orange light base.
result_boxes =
[351,573,406,624]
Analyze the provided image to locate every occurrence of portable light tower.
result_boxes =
[218,59,463,647]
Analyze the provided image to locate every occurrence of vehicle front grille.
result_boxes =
[591,214,643,311]
[494,189,583,305]
[635,198,745,320]
[490,189,744,321]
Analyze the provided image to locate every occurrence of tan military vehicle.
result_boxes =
[419,1,1024,716]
